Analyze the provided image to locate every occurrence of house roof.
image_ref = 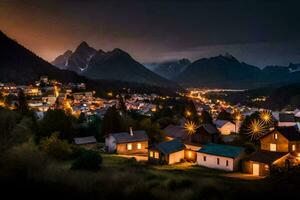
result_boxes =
[74,136,97,145]
[197,124,219,134]
[108,130,148,144]
[197,143,245,158]
[276,126,300,141]
[279,113,295,122]
[244,150,288,164]
[152,139,186,155]
[214,120,233,128]
[261,126,300,141]
[164,125,187,140]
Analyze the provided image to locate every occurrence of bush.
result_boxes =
[71,149,102,171]
[2,142,49,179]
[40,132,73,160]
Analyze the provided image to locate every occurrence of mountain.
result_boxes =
[264,83,300,110]
[0,30,82,84]
[0,31,179,96]
[52,43,175,87]
[53,42,97,73]
[51,50,73,70]
[83,48,175,87]
[176,54,300,89]
[145,59,191,80]
[176,54,263,88]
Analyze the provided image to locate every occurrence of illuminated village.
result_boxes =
[2,1,300,198]
[1,76,300,177]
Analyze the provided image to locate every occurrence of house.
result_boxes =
[40,76,49,83]
[74,136,97,149]
[164,124,188,141]
[243,150,289,176]
[278,113,296,127]
[294,109,300,118]
[148,139,186,164]
[214,120,236,135]
[190,124,220,144]
[196,143,245,171]
[105,128,149,154]
[260,126,300,154]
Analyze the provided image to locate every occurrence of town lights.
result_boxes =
[54,85,59,97]
[186,110,192,117]
[184,121,197,135]
[235,114,241,122]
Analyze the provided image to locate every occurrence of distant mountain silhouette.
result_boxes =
[53,43,175,87]
[175,54,300,89]
[176,54,262,88]
[0,30,82,84]
[145,58,191,80]
[52,50,73,70]
[53,41,97,73]
[0,31,179,96]
[265,83,300,110]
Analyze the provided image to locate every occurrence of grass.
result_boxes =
[0,146,272,200]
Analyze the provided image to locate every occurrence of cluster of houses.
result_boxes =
[0,76,161,120]
[101,117,300,176]
[3,77,300,177]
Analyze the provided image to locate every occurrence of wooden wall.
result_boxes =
[116,141,148,154]
[243,161,270,176]
[260,131,289,152]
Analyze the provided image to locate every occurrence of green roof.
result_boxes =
[197,143,245,158]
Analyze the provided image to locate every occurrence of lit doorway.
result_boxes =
[253,163,260,176]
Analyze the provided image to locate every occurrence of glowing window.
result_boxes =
[270,143,276,152]
[292,144,296,151]
[127,143,132,150]
[149,151,154,157]
[137,143,142,150]
[154,152,159,159]
[265,164,269,171]
[188,151,192,158]
[274,133,278,140]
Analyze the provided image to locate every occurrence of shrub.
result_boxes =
[71,149,102,171]
[2,142,48,179]
[40,132,73,160]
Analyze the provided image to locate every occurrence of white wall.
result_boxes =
[278,122,296,127]
[168,150,185,164]
[105,135,116,152]
[218,123,236,135]
[196,152,234,171]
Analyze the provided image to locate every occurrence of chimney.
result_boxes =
[129,127,133,136]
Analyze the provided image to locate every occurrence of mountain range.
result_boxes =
[0,31,178,96]
[52,42,174,87]
[175,54,300,89]
[2,28,300,92]
[52,42,300,89]
[0,30,82,84]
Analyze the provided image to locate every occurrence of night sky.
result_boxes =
[1,0,300,67]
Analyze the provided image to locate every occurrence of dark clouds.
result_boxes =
[0,0,300,67]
